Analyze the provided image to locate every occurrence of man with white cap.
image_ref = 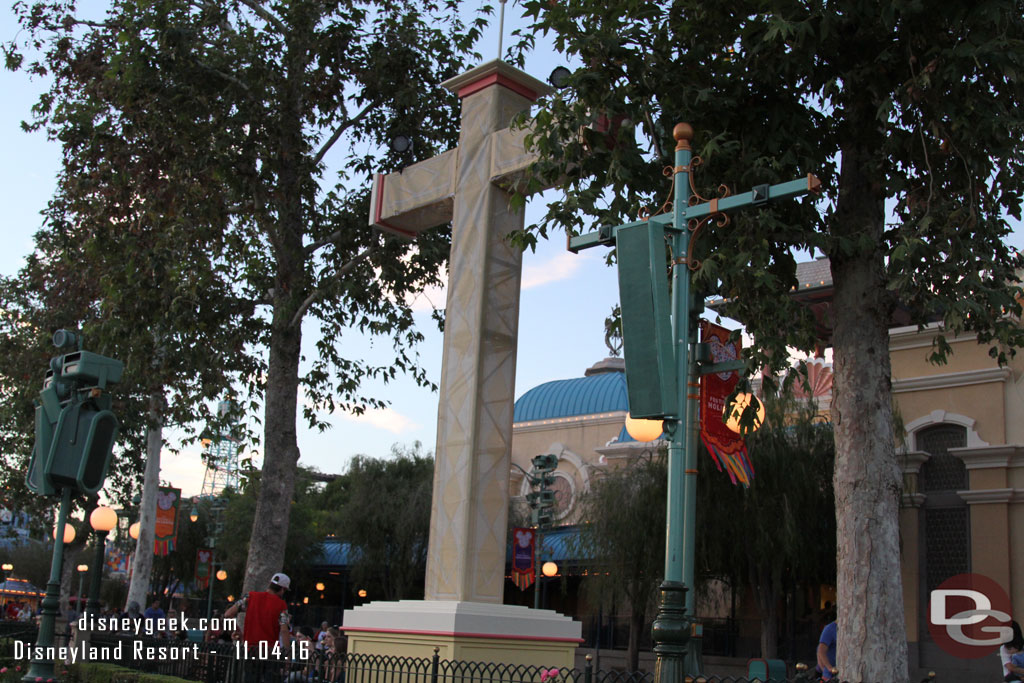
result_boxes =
[225,571,292,652]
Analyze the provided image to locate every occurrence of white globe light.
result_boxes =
[129,521,141,540]
[53,524,75,544]
[542,561,559,578]
[625,414,663,442]
[724,392,766,434]
[90,506,117,532]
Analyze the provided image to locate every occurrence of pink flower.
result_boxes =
[540,668,560,682]
[1,667,7,673]
[36,677,43,681]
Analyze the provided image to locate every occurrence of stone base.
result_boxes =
[342,600,582,667]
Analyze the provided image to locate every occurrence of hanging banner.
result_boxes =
[511,527,535,591]
[105,545,129,575]
[699,322,755,487]
[154,486,181,556]
[195,548,213,590]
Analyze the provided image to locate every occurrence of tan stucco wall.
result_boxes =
[895,383,1006,446]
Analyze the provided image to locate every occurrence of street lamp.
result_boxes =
[86,506,117,616]
[315,582,325,592]
[189,499,199,523]
[54,524,76,544]
[129,522,140,540]
[75,564,88,615]
[216,569,227,581]
[723,393,765,434]
[625,414,664,442]
[567,122,820,678]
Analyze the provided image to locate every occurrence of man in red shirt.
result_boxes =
[225,572,292,652]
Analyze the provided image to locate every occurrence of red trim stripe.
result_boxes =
[457,73,539,102]
[372,173,417,239]
[342,627,583,644]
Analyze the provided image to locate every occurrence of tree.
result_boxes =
[216,469,323,601]
[572,453,666,672]
[324,443,434,601]
[5,0,486,594]
[696,391,835,659]
[513,2,1024,678]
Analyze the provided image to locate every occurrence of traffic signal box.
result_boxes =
[26,331,123,497]
[528,454,559,530]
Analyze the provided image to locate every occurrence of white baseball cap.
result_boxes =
[270,572,291,590]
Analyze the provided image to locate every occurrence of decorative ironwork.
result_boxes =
[917,425,967,492]
[925,506,970,593]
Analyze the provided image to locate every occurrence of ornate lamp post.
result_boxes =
[75,564,88,616]
[569,123,819,680]
[86,506,117,616]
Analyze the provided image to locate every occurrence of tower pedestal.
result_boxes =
[343,600,581,667]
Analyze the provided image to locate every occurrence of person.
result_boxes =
[816,618,837,680]
[315,621,330,650]
[224,571,292,650]
[1002,621,1024,681]
[143,598,165,636]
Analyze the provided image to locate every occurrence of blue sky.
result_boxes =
[0,3,622,496]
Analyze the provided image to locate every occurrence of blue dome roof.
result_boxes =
[514,371,628,422]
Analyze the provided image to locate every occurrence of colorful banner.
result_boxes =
[104,545,129,574]
[699,322,755,487]
[154,486,181,556]
[195,548,213,590]
[511,527,535,591]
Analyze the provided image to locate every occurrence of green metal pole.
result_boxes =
[86,531,108,617]
[652,123,696,683]
[206,551,216,621]
[24,486,72,683]
[534,530,542,609]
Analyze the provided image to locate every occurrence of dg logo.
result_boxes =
[928,573,1013,658]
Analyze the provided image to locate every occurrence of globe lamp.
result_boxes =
[625,414,663,442]
[724,392,766,434]
[542,561,559,578]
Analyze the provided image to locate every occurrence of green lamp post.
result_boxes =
[86,506,117,616]
[569,123,820,680]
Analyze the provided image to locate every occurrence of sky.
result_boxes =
[0,3,623,498]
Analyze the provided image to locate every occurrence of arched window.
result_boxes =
[917,423,969,594]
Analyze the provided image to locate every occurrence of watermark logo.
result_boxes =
[928,573,1012,659]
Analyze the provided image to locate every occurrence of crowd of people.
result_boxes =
[1,600,35,621]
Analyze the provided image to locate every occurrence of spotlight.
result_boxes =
[390,135,413,154]
[548,66,572,89]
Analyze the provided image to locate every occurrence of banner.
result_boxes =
[511,527,535,591]
[699,322,755,487]
[195,548,213,590]
[104,545,129,575]
[154,486,181,556]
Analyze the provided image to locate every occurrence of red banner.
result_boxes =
[511,527,535,591]
[154,486,181,556]
[699,322,754,487]
[195,548,213,589]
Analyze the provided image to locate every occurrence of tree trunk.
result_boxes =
[627,607,644,672]
[241,35,307,594]
[830,141,908,682]
[751,564,781,659]
[126,392,163,611]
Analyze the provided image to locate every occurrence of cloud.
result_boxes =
[522,251,588,290]
[160,450,211,499]
[338,406,420,434]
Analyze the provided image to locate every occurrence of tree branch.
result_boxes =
[236,0,287,35]
[289,245,377,328]
[312,99,380,167]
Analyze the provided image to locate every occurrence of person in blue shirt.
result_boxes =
[816,620,837,680]
[142,599,166,636]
